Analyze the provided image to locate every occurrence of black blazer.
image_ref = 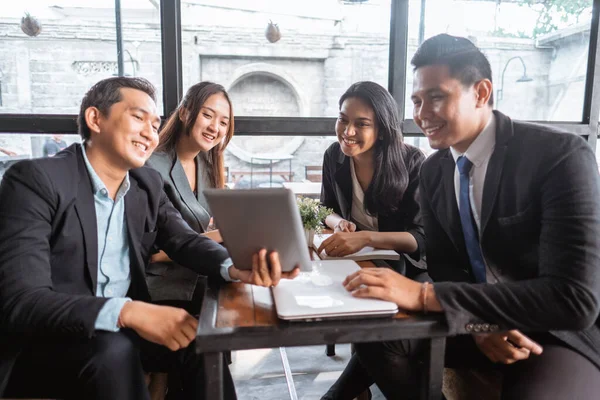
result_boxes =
[421,111,600,368]
[145,152,213,302]
[0,144,230,395]
[320,142,426,272]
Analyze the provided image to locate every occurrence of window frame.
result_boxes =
[0,0,597,154]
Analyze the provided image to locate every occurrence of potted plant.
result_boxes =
[296,196,332,247]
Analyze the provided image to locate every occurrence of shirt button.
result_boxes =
[100,189,107,196]
[108,237,113,242]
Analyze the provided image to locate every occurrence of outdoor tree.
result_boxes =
[519,0,591,37]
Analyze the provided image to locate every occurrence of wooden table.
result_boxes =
[196,254,448,400]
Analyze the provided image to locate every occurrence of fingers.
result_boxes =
[281,266,300,281]
[318,235,338,255]
[251,249,272,287]
[506,330,543,355]
[343,270,386,292]
[268,251,282,286]
[249,252,263,286]
[349,285,390,302]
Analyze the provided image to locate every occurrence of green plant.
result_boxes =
[296,196,332,234]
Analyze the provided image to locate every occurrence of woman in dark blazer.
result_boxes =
[320,81,427,400]
[146,82,234,310]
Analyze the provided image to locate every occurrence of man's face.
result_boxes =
[411,64,482,151]
[94,88,160,170]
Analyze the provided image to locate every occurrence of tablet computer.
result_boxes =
[203,188,312,272]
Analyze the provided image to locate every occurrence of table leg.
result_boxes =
[202,352,223,400]
[421,337,446,400]
[269,159,273,187]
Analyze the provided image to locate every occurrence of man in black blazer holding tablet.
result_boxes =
[0,76,298,400]
[336,34,600,399]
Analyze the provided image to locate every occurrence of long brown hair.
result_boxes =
[156,82,234,188]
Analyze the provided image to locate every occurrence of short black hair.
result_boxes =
[77,76,157,141]
[411,34,494,105]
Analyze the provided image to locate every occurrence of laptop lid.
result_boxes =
[204,188,312,272]
[272,259,398,321]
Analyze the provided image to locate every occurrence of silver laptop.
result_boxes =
[203,188,312,272]
[272,259,399,321]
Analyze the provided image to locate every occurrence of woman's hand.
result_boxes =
[317,231,370,257]
[229,249,300,287]
[334,219,356,233]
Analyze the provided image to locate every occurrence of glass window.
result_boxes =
[0,133,81,181]
[0,1,163,115]
[405,0,594,122]
[181,0,391,118]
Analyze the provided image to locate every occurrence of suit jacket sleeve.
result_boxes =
[0,161,108,337]
[427,142,600,335]
[154,187,230,283]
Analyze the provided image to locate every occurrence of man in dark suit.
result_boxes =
[337,34,600,399]
[0,76,298,400]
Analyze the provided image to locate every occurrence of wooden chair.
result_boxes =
[304,165,322,182]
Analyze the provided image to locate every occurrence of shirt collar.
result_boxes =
[80,145,130,200]
[450,113,496,168]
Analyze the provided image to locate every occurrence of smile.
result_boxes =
[132,141,148,152]
[202,132,216,141]
[422,123,445,136]
[342,137,360,145]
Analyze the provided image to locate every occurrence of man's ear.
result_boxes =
[84,107,103,136]
[474,79,493,108]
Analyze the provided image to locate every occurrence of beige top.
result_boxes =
[349,159,378,232]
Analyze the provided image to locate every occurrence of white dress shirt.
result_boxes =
[450,113,499,283]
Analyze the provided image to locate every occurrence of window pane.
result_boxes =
[181,0,391,118]
[222,135,435,195]
[0,133,81,181]
[405,0,594,122]
[0,1,163,115]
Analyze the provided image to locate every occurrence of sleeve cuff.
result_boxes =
[94,297,132,332]
[219,257,239,282]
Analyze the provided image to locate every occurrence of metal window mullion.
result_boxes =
[388,0,410,121]
[160,0,183,117]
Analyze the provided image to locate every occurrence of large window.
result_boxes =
[181,0,391,118]
[405,0,594,122]
[0,0,163,115]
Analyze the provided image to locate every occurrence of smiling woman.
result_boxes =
[144,81,235,308]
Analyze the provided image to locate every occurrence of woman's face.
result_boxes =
[335,97,378,159]
[189,92,231,153]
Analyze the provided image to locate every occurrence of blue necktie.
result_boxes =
[456,156,487,283]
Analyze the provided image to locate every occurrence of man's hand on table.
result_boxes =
[343,268,443,312]
[474,329,543,364]
[119,301,197,351]
[228,248,300,287]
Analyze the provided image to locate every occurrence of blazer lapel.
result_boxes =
[124,180,145,285]
[73,149,99,294]
[437,151,466,252]
[480,111,513,234]
[333,151,353,220]
[171,157,210,232]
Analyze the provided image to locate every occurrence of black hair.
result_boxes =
[339,81,410,215]
[77,76,157,141]
[411,34,494,105]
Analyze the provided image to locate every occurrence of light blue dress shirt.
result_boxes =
[81,147,133,332]
[83,147,235,331]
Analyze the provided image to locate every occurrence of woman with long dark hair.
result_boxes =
[320,81,428,400]
[145,81,234,307]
